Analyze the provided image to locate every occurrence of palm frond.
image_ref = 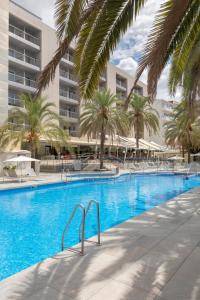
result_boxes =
[37,0,103,95]
[76,0,146,99]
[134,0,195,99]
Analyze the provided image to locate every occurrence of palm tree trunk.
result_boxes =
[187,148,191,163]
[186,130,191,163]
[124,85,136,110]
[182,146,185,158]
[100,123,105,170]
[135,124,140,159]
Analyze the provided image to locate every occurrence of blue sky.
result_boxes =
[15,0,179,100]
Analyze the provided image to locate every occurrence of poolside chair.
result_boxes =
[3,168,21,181]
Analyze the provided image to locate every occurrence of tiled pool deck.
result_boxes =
[0,185,200,300]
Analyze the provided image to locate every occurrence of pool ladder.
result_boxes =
[61,200,101,256]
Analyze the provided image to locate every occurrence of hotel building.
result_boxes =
[149,99,179,146]
[0,0,151,154]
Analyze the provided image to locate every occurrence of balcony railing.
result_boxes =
[9,48,40,67]
[60,89,78,101]
[116,93,127,100]
[116,79,127,89]
[9,24,40,46]
[69,130,79,137]
[9,72,37,88]
[62,52,74,62]
[60,69,77,82]
[60,109,78,119]
[8,96,23,107]
[8,122,30,130]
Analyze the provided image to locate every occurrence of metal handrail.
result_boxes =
[79,200,101,246]
[61,204,86,255]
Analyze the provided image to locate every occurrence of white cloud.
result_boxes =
[111,0,181,100]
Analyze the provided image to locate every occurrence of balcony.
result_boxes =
[9,72,37,90]
[133,86,143,96]
[62,52,74,65]
[9,48,40,69]
[9,24,40,47]
[60,89,79,104]
[69,130,80,137]
[116,79,127,90]
[8,122,30,130]
[60,109,78,120]
[8,95,23,107]
[60,69,78,86]
[116,93,126,100]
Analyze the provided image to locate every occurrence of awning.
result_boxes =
[117,136,164,151]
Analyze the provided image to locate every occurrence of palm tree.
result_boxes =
[80,90,128,169]
[165,118,188,158]
[128,94,159,149]
[165,100,200,162]
[7,94,69,157]
[135,0,200,103]
[37,0,199,104]
[168,40,200,105]
[0,124,15,151]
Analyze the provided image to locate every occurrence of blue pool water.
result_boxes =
[1,173,200,281]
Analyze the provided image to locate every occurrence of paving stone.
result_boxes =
[160,248,200,300]
[89,279,160,300]
[113,261,171,293]
[50,270,107,300]
[28,286,73,300]
[0,265,54,299]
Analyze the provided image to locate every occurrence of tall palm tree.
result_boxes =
[165,100,200,162]
[7,94,69,157]
[165,118,188,157]
[80,90,128,169]
[37,0,200,104]
[128,94,159,149]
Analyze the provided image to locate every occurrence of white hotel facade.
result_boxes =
[1,0,172,154]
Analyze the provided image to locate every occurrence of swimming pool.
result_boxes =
[1,173,200,281]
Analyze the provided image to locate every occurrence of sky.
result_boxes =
[14,0,180,100]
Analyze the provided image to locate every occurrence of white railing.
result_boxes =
[133,87,143,96]
[62,52,74,62]
[116,79,127,89]
[9,48,40,67]
[9,24,40,46]
[60,89,78,101]
[8,122,30,130]
[9,72,37,88]
[60,109,78,119]
[60,69,76,82]
[69,130,79,137]
[8,96,23,107]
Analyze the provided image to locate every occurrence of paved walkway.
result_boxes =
[1,187,200,299]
